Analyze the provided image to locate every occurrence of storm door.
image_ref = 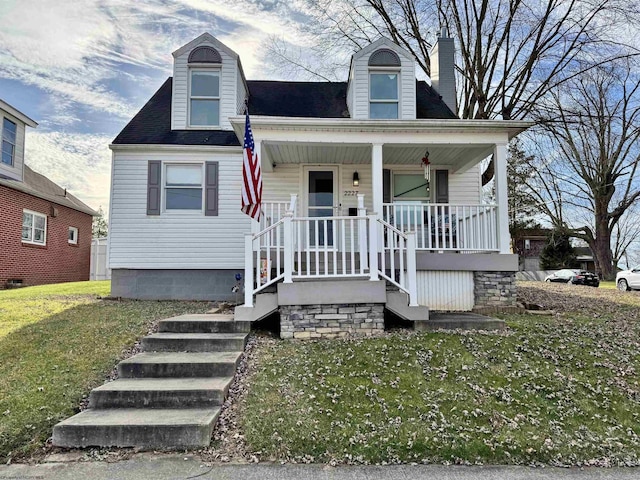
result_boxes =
[305,168,338,247]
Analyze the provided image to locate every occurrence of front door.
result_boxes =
[305,167,338,247]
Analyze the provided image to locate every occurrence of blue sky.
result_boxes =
[0,0,314,212]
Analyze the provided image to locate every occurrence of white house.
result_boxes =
[109,33,532,334]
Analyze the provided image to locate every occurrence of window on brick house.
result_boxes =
[68,226,78,244]
[22,210,47,245]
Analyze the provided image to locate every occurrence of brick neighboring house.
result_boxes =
[0,99,97,289]
[513,228,596,272]
[513,228,549,270]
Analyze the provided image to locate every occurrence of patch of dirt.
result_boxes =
[517,281,640,320]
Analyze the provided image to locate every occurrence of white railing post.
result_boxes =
[368,214,379,281]
[244,233,254,307]
[357,194,368,271]
[289,194,298,215]
[406,231,418,306]
[283,212,293,283]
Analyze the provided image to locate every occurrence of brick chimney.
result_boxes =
[429,28,457,114]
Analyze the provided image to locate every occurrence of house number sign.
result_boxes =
[343,190,359,196]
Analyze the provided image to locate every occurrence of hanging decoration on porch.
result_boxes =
[421,149,431,192]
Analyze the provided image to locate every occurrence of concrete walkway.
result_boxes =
[1,456,640,480]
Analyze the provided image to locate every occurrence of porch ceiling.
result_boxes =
[264,142,494,170]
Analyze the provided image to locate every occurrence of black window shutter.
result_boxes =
[383,169,391,203]
[205,161,219,216]
[435,169,449,203]
[147,161,161,215]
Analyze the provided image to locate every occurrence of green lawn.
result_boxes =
[0,281,210,461]
[242,285,640,466]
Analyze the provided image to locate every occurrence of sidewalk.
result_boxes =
[1,455,640,480]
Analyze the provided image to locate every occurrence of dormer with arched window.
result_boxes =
[171,33,248,130]
[346,38,417,120]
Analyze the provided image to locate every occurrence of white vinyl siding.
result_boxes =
[236,66,247,114]
[0,111,25,182]
[109,150,249,269]
[416,271,475,310]
[262,164,300,205]
[449,164,482,204]
[171,40,239,131]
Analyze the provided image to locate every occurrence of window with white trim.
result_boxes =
[189,70,220,126]
[164,164,203,211]
[369,72,399,119]
[2,118,17,166]
[68,227,78,244]
[22,210,47,245]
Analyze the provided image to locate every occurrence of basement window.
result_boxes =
[22,210,47,245]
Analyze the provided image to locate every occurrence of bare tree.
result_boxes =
[268,0,640,182]
[523,63,640,279]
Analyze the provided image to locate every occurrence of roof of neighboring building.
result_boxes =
[516,228,551,239]
[0,99,38,127]
[112,78,458,146]
[0,165,98,216]
[575,246,594,259]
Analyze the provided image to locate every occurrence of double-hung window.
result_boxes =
[22,210,47,245]
[2,118,17,166]
[165,164,203,211]
[189,70,220,127]
[369,72,399,119]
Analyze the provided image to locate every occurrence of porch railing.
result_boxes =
[382,202,499,252]
[244,218,286,304]
[252,195,298,250]
[377,219,418,306]
[292,216,369,278]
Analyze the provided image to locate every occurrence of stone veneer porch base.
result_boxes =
[280,303,385,339]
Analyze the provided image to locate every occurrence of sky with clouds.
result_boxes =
[0,0,316,212]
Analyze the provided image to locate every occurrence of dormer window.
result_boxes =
[370,73,398,119]
[368,49,401,120]
[2,118,16,166]
[188,46,222,127]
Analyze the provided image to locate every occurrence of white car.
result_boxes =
[616,266,640,291]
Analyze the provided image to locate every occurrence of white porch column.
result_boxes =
[494,143,510,254]
[371,143,384,220]
[357,194,369,271]
[244,233,254,307]
[257,140,273,173]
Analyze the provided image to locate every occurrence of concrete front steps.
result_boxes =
[52,314,248,449]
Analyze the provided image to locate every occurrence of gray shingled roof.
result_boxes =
[112,77,458,145]
[0,165,97,216]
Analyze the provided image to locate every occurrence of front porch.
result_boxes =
[230,116,526,325]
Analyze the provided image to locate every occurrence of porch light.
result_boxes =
[352,171,360,187]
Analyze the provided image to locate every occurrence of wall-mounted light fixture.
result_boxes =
[352,171,360,187]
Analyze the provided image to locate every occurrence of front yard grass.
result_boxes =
[242,283,640,466]
[0,281,209,461]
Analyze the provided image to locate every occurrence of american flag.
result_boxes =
[241,112,262,221]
